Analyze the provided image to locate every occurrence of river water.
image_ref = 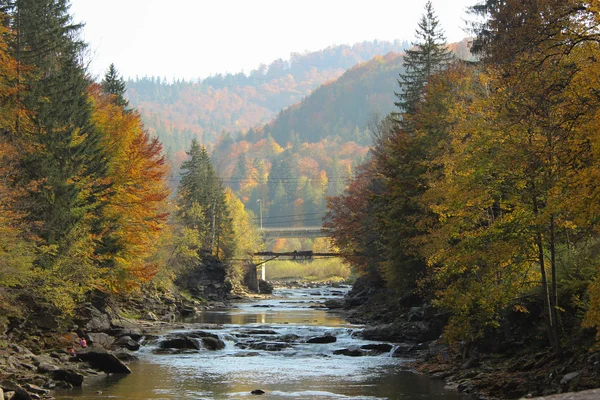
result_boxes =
[54,286,468,400]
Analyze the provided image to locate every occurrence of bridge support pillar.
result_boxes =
[261,264,266,281]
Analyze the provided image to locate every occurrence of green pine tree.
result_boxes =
[177,139,233,258]
[395,0,452,119]
[2,0,109,268]
[101,63,130,110]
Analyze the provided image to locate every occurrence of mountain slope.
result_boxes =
[125,40,408,155]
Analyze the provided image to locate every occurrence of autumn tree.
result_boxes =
[91,85,170,289]
[463,0,600,352]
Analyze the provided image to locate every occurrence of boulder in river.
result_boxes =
[251,389,266,395]
[242,329,278,335]
[324,299,345,309]
[306,335,337,344]
[237,341,290,351]
[333,347,365,357]
[159,335,201,350]
[188,330,219,339]
[76,349,132,374]
[360,343,393,353]
[201,336,225,350]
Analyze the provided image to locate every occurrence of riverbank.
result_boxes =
[0,281,245,400]
[339,277,600,400]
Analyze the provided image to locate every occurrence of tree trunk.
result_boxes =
[533,194,560,352]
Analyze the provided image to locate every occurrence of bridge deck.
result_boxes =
[260,226,329,238]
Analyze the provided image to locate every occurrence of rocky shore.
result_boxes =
[0,253,248,400]
[0,285,217,400]
[336,277,600,400]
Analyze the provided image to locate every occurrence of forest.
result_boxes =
[0,0,262,322]
[326,0,600,353]
[3,0,600,376]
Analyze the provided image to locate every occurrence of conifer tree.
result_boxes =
[1,0,109,268]
[101,63,129,110]
[395,0,452,119]
[178,139,233,258]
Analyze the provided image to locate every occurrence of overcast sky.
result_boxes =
[69,0,477,81]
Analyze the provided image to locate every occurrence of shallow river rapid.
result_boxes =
[54,286,469,400]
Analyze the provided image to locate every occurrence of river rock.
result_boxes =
[279,334,300,342]
[75,349,132,374]
[22,384,47,396]
[361,321,440,343]
[188,330,219,339]
[258,280,273,294]
[360,343,393,353]
[333,347,365,357]
[159,336,200,350]
[532,389,600,399]
[9,344,34,356]
[238,342,290,351]
[201,336,225,350]
[234,352,261,357]
[560,371,580,385]
[142,311,159,321]
[113,336,140,351]
[391,343,418,357]
[37,362,59,373]
[113,351,139,362]
[87,332,115,348]
[0,381,32,400]
[51,369,85,387]
[113,328,143,341]
[242,329,278,335]
[82,306,112,332]
[324,299,345,309]
[307,335,337,344]
[251,389,265,395]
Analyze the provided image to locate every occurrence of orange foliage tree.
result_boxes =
[91,85,170,290]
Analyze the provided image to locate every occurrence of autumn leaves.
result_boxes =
[326,0,600,350]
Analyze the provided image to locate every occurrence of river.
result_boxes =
[53,286,469,399]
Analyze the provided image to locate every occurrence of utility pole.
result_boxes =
[257,199,263,229]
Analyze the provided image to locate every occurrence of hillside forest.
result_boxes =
[325,0,600,353]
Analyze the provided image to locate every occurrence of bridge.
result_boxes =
[260,226,328,238]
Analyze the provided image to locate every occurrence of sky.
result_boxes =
[69,0,477,81]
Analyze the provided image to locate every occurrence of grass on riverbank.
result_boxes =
[263,259,351,282]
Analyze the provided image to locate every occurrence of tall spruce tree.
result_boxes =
[395,0,452,120]
[1,0,109,268]
[101,63,129,110]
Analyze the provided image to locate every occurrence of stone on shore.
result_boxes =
[0,380,33,400]
[75,349,132,374]
[50,369,85,387]
[113,335,141,351]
